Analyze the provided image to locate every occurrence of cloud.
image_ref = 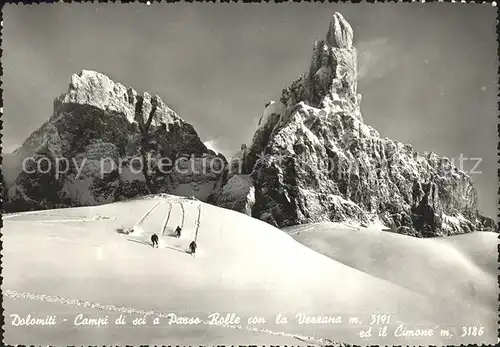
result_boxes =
[357,38,397,83]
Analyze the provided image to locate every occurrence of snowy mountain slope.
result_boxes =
[287,223,498,313]
[2,196,496,345]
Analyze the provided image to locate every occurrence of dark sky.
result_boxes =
[3,3,498,218]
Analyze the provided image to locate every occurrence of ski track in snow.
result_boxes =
[130,199,202,254]
[180,201,186,229]
[3,289,338,346]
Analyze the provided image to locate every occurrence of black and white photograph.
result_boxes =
[1,2,498,346]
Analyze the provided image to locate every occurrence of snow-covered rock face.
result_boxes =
[215,13,496,236]
[5,70,225,212]
[326,12,354,49]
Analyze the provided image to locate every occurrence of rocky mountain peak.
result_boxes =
[279,13,362,130]
[212,13,496,236]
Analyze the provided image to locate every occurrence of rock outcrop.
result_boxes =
[209,174,255,215]
[213,13,496,236]
[5,70,225,212]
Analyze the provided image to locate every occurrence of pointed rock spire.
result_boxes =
[326,12,354,49]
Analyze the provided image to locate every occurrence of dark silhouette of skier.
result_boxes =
[151,233,159,248]
[175,226,182,238]
[189,241,197,256]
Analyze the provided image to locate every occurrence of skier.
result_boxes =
[189,241,197,256]
[151,233,159,248]
[175,226,182,238]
